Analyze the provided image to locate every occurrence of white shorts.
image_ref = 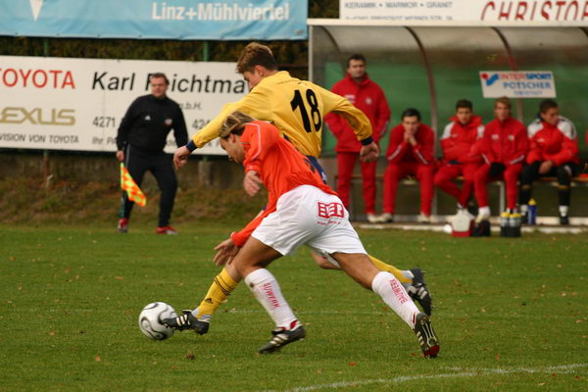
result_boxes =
[252,185,367,261]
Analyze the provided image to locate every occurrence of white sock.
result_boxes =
[559,205,569,216]
[244,268,298,330]
[371,271,420,329]
[477,206,491,218]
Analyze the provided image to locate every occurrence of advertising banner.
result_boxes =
[0,56,248,155]
[479,70,556,98]
[0,0,307,40]
[340,0,588,24]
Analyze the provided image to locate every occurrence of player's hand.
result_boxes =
[213,237,239,266]
[539,160,554,174]
[116,150,125,162]
[173,146,190,169]
[243,170,262,196]
[360,141,379,162]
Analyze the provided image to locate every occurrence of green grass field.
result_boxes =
[1,223,587,391]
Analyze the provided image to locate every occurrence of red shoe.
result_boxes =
[156,226,177,235]
[117,218,128,233]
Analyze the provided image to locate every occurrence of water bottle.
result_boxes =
[500,211,509,237]
[508,212,522,237]
[528,199,537,225]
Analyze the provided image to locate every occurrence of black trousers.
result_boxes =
[119,145,177,227]
[519,161,579,207]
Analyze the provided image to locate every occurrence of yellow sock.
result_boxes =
[196,268,240,317]
[368,255,412,284]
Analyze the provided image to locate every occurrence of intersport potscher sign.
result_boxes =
[0,56,247,155]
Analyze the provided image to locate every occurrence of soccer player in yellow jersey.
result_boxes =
[169,43,432,334]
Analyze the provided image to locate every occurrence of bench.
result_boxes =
[338,173,588,218]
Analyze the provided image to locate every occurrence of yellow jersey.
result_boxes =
[191,71,372,158]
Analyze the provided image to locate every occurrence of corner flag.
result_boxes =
[120,163,146,207]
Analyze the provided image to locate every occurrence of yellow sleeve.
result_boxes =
[191,90,273,148]
[317,84,373,141]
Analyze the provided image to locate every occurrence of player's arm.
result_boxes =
[173,105,189,147]
[174,92,271,168]
[231,202,276,247]
[319,86,378,160]
[319,85,373,142]
[324,84,347,137]
[115,99,139,161]
[508,125,528,165]
[440,123,459,161]
[386,126,409,163]
[463,124,485,163]
[526,129,543,164]
[479,126,496,164]
[374,88,391,140]
[411,126,435,165]
[549,121,579,166]
[191,91,271,149]
[324,112,345,137]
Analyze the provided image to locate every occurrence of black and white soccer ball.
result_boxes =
[138,302,177,340]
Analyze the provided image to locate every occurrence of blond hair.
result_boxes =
[494,96,511,109]
[219,111,255,138]
[236,42,278,74]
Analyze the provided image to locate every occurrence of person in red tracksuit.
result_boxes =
[473,97,528,226]
[382,108,435,223]
[325,54,391,223]
[434,99,484,211]
[519,99,581,225]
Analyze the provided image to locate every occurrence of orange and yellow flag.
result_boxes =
[120,163,146,207]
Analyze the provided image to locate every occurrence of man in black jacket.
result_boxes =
[116,73,188,234]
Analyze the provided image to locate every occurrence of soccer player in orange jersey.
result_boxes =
[168,112,439,356]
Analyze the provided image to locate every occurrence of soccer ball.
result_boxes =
[138,302,177,340]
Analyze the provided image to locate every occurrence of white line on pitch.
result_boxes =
[261,363,588,392]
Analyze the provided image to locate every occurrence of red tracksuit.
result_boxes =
[526,116,580,165]
[434,115,484,207]
[473,117,528,210]
[325,73,390,214]
[383,123,435,215]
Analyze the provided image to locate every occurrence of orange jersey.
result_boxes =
[231,121,337,246]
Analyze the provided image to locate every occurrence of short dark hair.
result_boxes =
[401,108,421,121]
[455,99,473,111]
[346,54,366,68]
[539,99,558,113]
[149,72,169,85]
[236,42,278,74]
